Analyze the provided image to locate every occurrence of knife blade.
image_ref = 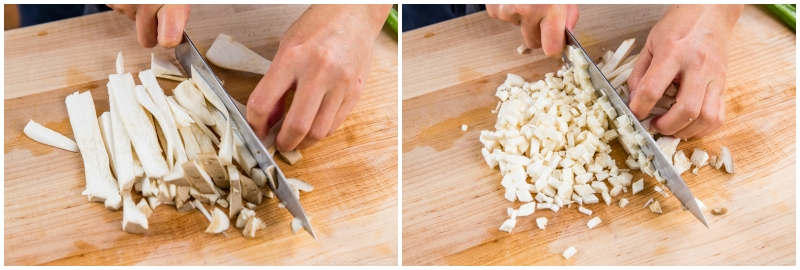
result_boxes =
[175,32,318,238]
[563,29,709,228]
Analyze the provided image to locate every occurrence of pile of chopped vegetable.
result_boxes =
[481,40,736,260]
[24,37,314,238]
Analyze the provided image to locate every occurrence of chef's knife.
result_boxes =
[175,32,318,239]
[563,29,709,228]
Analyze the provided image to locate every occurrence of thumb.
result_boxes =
[156,5,190,48]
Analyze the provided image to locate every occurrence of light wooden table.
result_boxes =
[4,4,398,265]
[402,5,795,265]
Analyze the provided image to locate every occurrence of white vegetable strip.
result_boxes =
[115,51,124,75]
[151,53,184,79]
[97,112,116,175]
[140,70,188,166]
[562,246,577,260]
[600,38,635,75]
[135,85,175,169]
[165,95,197,128]
[109,73,169,178]
[65,91,121,210]
[173,80,215,126]
[23,119,78,152]
[206,33,272,75]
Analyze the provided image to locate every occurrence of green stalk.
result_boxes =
[766,4,796,31]
[386,8,398,34]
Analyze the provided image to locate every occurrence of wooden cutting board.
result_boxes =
[4,5,398,265]
[402,5,795,265]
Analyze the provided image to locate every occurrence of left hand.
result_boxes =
[627,5,743,138]
[247,4,391,152]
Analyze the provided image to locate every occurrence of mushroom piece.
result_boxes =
[279,150,303,165]
[182,159,218,195]
[243,216,267,239]
[23,119,79,152]
[206,33,272,75]
[290,218,304,234]
[122,194,148,234]
[235,208,255,229]
[174,186,195,212]
[205,207,230,234]
[136,198,153,219]
[197,153,229,188]
[240,174,262,204]
[227,166,244,219]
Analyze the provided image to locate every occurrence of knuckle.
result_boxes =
[676,102,701,119]
[307,126,327,141]
[287,118,312,136]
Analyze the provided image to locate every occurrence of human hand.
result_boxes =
[486,4,579,56]
[246,4,391,152]
[107,4,190,48]
[627,5,742,138]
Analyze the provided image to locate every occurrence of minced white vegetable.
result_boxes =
[562,246,577,260]
[586,216,602,229]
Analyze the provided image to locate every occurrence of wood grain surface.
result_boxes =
[402,5,795,265]
[4,5,398,265]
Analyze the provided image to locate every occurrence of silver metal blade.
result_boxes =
[175,32,318,239]
[563,29,709,228]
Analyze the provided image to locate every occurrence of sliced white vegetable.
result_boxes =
[137,198,153,218]
[182,159,218,195]
[673,150,692,175]
[109,73,169,178]
[586,216,602,229]
[649,200,662,214]
[140,70,188,165]
[65,91,121,210]
[643,198,654,208]
[720,146,734,173]
[205,207,230,234]
[108,86,136,192]
[498,218,516,233]
[122,194,148,234]
[23,119,79,152]
[516,45,529,54]
[291,217,304,234]
[517,202,536,217]
[135,85,175,168]
[656,136,681,164]
[173,80,215,126]
[654,186,669,198]
[164,96,196,128]
[279,150,303,165]
[461,124,468,131]
[116,51,125,74]
[286,178,314,192]
[562,246,577,260]
[618,198,629,208]
[632,179,644,195]
[235,208,255,229]
[228,165,244,219]
[192,200,212,222]
[206,33,272,75]
[578,206,592,216]
[600,38,635,75]
[198,153,228,188]
[243,216,267,239]
[536,217,548,230]
[151,53,184,79]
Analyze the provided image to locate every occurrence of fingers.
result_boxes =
[247,61,295,139]
[520,15,543,49]
[135,5,162,48]
[156,5,190,48]
[539,5,568,56]
[267,92,288,129]
[327,90,361,137]
[565,4,579,31]
[627,46,680,120]
[295,91,344,150]
[275,79,327,152]
[695,95,725,138]
[650,70,707,136]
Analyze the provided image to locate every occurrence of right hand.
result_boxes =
[107,4,190,48]
[486,4,579,56]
